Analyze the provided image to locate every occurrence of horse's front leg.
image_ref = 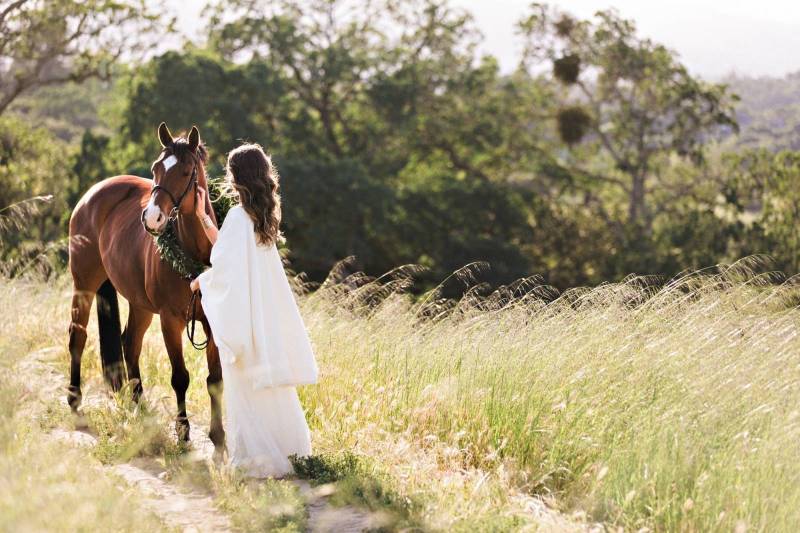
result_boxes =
[202,318,225,458]
[122,306,153,403]
[160,313,191,442]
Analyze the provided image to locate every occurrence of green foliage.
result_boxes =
[2,0,800,290]
[717,149,800,273]
[519,4,739,227]
[68,130,110,208]
[0,116,70,274]
[154,221,209,280]
[0,0,163,116]
[153,177,234,280]
[114,1,560,284]
[117,49,278,173]
[291,452,422,528]
[552,53,580,84]
[209,177,235,227]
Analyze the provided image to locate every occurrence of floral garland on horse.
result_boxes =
[154,176,234,279]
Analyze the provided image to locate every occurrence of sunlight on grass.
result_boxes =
[2,255,799,531]
[298,258,800,531]
[0,282,164,532]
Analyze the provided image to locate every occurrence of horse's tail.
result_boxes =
[96,279,125,390]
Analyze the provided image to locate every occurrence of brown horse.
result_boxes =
[67,122,224,452]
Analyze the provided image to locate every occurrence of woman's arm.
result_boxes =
[195,186,219,245]
[190,186,217,293]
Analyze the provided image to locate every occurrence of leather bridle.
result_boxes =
[141,151,200,235]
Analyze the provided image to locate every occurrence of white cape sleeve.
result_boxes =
[196,208,252,366]
[197,206,318,390]
[248,245,319,390]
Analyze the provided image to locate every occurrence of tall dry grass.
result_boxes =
[0,280,166,532]
[2,254,799,531]
[300,257,800,531]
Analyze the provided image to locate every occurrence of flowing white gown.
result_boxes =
[196,205,318,478]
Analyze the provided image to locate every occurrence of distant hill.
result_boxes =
[724,72,800,151]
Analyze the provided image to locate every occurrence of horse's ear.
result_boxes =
[158,122,174,148]
[188,126,200,152]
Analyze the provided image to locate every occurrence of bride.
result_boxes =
[189,143,318,478]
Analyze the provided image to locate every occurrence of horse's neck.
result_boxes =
[176,171,213,264]
[176,214,212,265]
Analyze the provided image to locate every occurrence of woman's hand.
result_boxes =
[190,278,200,292]
[195,186,208,217]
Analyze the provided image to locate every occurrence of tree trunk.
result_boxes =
[628,173,646,226]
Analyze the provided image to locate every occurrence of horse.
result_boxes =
[67,122,224,453]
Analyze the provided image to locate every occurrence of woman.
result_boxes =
[189,143,318,478]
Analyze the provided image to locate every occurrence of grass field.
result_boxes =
[1,258,799,531]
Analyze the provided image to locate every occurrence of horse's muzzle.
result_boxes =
[141,207,167,236]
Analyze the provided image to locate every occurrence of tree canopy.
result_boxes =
[2,0,798,288]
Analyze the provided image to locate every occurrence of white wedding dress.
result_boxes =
[196,205,318,478]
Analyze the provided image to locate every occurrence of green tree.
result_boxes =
[0,0,163,116]
[518,5,738,233]
[116,49,280,174]
[717,149,800,273]
[198,0,561,282]
[67,130,109,205]
[0,116,68,271]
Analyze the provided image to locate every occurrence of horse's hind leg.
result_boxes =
[68,288,95,411]
[122,306,153,403]
[68,229,105,412]
[161,313,191,442]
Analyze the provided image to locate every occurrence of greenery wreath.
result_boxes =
[153,177,235,280]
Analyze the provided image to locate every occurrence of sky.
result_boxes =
[170,0,800,80]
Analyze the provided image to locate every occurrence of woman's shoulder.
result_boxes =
[224,204,249,224]
[227,204,245,216]
[216,205,249,236]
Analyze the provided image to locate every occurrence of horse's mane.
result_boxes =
[169,135,208,165]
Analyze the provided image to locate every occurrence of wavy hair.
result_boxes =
[224,143,282,246]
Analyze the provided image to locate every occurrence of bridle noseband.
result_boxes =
[141,152,199,235]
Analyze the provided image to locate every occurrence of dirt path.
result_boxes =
[25,347,595,532]
[25,348,377,533]
[52,427,233,532]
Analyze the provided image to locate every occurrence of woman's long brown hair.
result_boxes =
[225,143,282,246]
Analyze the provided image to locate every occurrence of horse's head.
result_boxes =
[141,122,206,235]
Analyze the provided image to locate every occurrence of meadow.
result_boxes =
[1,257,799,531]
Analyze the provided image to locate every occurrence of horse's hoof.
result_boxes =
[67,386,82,412]
[212,447,226,465]
[131,381,143,404]
[74,413,89,430]
[110,376,124,392]
[176,418,190,442]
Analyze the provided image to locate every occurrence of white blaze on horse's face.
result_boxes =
[162,155,178,173]
[143,155,179,232]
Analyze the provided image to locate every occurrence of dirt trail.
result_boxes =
[26,347,594,532]
[52,427,233,532]
[26,348,377,533]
